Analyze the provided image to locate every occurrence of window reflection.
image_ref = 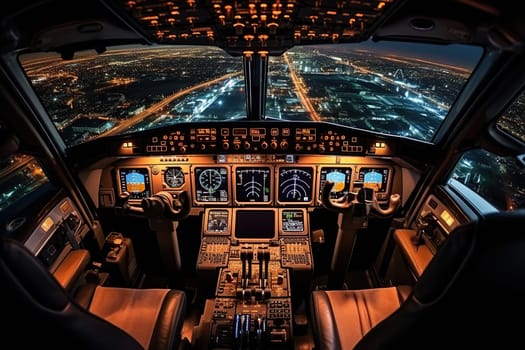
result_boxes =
[450,149,525,211]
[0,154,49,211]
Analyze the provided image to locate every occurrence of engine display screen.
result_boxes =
[234,209,276,240]
[206,209,230,234]
[277,166,314,204]
[281,209,305,233]
[234,166,272,204]
[355,167,390,192]
[318,166,352,201]
[118,168,151,199]
[194,166,229,203]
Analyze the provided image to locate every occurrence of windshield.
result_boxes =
[19,40,483,147]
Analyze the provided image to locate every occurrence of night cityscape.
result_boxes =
[19,43,524,211]
[20,44,523,147]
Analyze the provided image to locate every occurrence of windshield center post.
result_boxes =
[243,50,269,120]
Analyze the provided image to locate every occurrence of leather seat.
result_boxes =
[310,209,525,349]
[0,237,187,350]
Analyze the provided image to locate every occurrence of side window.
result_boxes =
[448,89,525,212]
[497,91,525,144]
[1,153,56,236]
[448,149,525,212]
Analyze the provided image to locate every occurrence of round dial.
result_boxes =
[198,168,223,192]
[164,167,185,188]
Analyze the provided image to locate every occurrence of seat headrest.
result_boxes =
[414,209,525,304]
[0,238,69,310]
[0,121,19,160]
[355,210,525,349]
[1,238,145,350]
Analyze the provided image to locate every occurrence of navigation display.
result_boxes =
[318,166,352,201]
[118,168,151,200]
[234,166,272,204]
[277,166,314,204]
[194,166,229,203]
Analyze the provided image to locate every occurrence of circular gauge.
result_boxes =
[164,167,185,188]
[278,166,314,203]
[198,168,223,192]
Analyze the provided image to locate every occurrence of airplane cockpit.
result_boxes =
[1,0,525,349]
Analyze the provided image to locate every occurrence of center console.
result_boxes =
[193,207,313,350]
[100,153,397,348]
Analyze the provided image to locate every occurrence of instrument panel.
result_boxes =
[109,154,395,209]
[193,166,230,204]
[118,167,151,200]
[107,121,397,159]
[163,166,185,188]
[234,166,272,205]
[277,166,315,205]
[201,207,309,238]
[354,166,391,194]
[317,166,353,203]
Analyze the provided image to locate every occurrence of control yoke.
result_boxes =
[118,190,190,220]
[117,190,190,288]
[321,180,400,216]
[141,190,190,220]
[321,180,401,290]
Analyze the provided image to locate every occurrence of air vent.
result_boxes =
[410,17,435,31]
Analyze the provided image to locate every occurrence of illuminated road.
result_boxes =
[331,54,450,110]
[104,71,242,135]
[283,53,321,121]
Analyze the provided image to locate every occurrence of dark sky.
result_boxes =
[294,39,484,70]
[359,39,484,69]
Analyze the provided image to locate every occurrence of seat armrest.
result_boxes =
[74,283,98,308]
[53,249,91,292]
[394,229,433,278]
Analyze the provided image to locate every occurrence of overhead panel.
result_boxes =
[117,0,401,55]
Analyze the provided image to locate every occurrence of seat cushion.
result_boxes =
[84,286,186,350]
[310,286,410,350]
[1,239,145,350]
